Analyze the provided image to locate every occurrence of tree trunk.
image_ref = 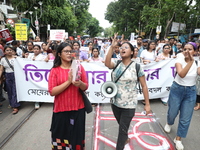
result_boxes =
[177,22,181,40]
[164,12,175,38]
[149,28,153,40]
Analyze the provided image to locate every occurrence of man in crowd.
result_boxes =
[11,40,23,58]
[142,39,148,49]
[169,37,177,55]
[137,36,144,57]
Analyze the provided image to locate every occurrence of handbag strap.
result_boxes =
[112,60,122,72]
[5,57,14,71]
[114,61,133,83]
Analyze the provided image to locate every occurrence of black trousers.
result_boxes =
[111,104,135,150]
[0,83,5,102]
[196,95,200,103]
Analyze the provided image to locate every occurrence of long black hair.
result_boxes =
[147,40,156,51]
[73,41,80,48]
[92,47,100,55]
[53,42,72,68]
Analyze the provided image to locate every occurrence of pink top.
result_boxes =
[88,56,103,62]
[48,65,88,113]
[157,53,170,60]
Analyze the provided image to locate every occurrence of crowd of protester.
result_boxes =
[0,35,200,110]
[0,34,200,150]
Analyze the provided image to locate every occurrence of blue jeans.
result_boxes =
[167,81,196,138]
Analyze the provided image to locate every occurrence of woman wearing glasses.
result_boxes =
[48,42,88,150]
[105,33,151,150]
[26,45,46,109]
[140,40,158,64]
[156,44,172,61]
[24,41,34,58]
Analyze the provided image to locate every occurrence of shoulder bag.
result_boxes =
[78,64,93,114]
[5,57,14,71]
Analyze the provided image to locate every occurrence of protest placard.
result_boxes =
[15,23,27,41]
[50,29,65,41]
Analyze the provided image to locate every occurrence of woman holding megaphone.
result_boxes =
[105,33,151,150]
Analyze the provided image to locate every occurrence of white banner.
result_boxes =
[14,58,176,103]
[138,59,175,100]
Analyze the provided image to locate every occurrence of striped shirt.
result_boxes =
[48,65,88,113]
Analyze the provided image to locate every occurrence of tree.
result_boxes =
[85,13,103,37]
[9,0,101,37]
[105,0,157,38]
[67,0,90,35]
[104,27,114,38]
[10,0,77,35]
[105,0,200,39]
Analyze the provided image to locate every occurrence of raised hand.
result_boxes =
[111,33,118,47]
[188,51,194,62]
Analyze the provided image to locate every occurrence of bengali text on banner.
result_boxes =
[14,58,176,103]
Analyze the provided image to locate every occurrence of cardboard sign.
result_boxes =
[50,30,65,41]
[65,32,68,39]
[80,46,89,53]
[130,40,137,47]
[0,28,13,42]
[15,23,27,41]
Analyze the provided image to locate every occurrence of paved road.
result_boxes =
[0,99,200,150]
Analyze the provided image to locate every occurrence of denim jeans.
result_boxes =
[111,104,135,150]
[167,81,196,138]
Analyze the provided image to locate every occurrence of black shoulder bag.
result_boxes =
[79,89,92,114]
[113,61,134,83]
[112,60,134,83]
[113,61,142,93]
[5,57,14,71]
[78,65,93,114]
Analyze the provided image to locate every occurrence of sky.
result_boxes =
[88,0,114,29]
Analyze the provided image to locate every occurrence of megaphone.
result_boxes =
[101,81,118,98]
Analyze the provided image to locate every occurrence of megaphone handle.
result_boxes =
[102,97,106,101]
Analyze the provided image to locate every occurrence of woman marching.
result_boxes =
[0,46,20,114]
[164,42,200,150]
[105,33,151,150]
[48,42,88,150]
